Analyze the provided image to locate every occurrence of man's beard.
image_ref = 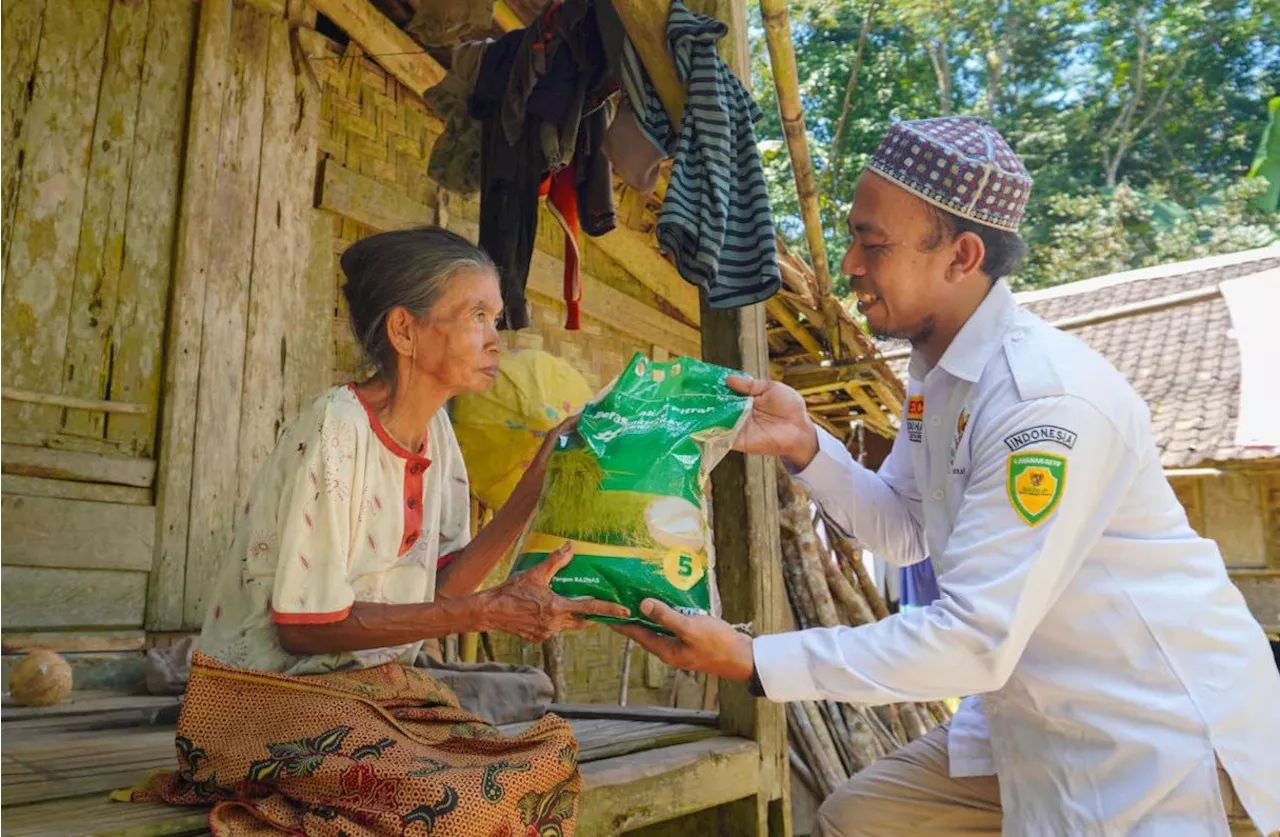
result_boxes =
[869,314,936,346]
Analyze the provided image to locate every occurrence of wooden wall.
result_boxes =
[309,35,698,704]
[151,0,333,632]
[1,0,196,643]
[1171,463,1280,634]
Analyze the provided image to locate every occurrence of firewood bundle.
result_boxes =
[777,467,952,799]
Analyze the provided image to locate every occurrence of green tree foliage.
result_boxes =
[750,0,1280,291]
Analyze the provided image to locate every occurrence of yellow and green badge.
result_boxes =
[1006,452,1066,525]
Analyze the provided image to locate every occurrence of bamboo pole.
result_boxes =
[790,747,822,799]
[830,531,891,621]
[790,703,841,796]
[839,704,884,769]
[898,702,931,741]
[819,700,858,775]
[824,0,878,193]
[759,0,832,294]
[823,546,877,626]
[803,700,849,785]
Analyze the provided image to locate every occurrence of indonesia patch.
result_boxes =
[1003,425,1077,452]
[1006,452,1066,526]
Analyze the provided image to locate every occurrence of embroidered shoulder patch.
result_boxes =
[1003,425,1077,452]
[1006,452,1066,526]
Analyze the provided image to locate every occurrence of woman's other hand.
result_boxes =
[478,543,628,642]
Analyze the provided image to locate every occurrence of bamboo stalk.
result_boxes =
[759,0,831,294]
[780,527,818,630]
[827,523,891,621]
[803,700,849,786]
[874,704,908,747]
[787,712,824,797]
[781,485,843,629]
[823,546,877,626]
[898,702,931,741]
[839,704,883,770]
[855,704,898,756]
[819,700,857,775]
[790,703,840,796]
[790,747,823,799]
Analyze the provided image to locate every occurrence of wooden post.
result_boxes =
[693,2,790,834]
[148,0,234,630]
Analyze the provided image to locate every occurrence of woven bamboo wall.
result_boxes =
[313,39,692,704]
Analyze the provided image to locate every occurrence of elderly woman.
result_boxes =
[125,228,624,837]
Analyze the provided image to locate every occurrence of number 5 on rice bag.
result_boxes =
[510,353,750,633]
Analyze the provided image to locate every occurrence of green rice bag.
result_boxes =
[510,352,749,631]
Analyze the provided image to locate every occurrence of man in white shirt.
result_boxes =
[612,116,1280,836]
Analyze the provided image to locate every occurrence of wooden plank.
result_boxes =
[315,167,703,356]
[610,0,685,129]
[310,0,445,95]
[2,567,147,630]
[1,0,111,437]
[60,0,151,439]
[317,155,434,232]
[1262,469,1279,568]
[2,444,155,487]
[285,210,336,419]
[1170,476,1206,536]
[591,228,703,327]
[1,0,47,280]
[1203,471,1268,568]
[3,727,178,806]
[182,3,272,630]
[237,14,321,515]
[1,691,178,721]
[1,494,154,571]
[3,388,149,415]
[2,474,151,505]
[452,217,704,358]
[149,0,235,631]
[577,737,760,837]
[1,631,147,655]
[549,704,720,726]
[0,794,209,837]
[108,0,199,456]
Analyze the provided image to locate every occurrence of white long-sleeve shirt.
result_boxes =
[754,280,1280,836]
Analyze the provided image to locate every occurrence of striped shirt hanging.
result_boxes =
[625,0,781,310]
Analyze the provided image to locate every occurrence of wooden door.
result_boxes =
[1,0,196,643]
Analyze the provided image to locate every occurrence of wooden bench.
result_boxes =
[1,693,763,837]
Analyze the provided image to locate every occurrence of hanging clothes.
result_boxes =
[470,0,616,331]
[628,0,781,310]
[423,40,491,196]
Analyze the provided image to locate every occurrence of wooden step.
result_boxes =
[0,736,759,837]
[0,796,210,837]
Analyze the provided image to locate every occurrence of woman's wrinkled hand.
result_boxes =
[529,412,580,474]
[478,543,628,643]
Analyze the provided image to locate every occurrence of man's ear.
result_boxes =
[948,231,986,283]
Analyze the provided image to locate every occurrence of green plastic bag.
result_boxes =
[510,352,749,631]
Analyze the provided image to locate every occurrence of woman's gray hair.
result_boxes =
[339,226,496,381]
